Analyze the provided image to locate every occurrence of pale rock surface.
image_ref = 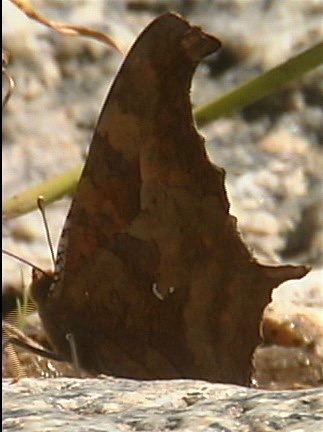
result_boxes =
[3,377,323,432]
[253,270,323,389]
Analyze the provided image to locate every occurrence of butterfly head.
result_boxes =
[31,268,57,307]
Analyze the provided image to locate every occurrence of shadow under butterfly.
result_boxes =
[31,12,309,385]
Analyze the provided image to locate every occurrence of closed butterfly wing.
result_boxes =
[32,13,308,384]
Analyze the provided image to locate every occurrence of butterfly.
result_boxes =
[31,12,308,384]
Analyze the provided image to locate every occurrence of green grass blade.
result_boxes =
[4,42,322,219]
[195,41,323,126]
[3,166,82,219]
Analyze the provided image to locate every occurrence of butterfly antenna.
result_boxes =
[2,249,51,277]
[37,196,56,267]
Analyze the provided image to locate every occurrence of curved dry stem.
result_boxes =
[2,50,15,109]
[9,0,123,53]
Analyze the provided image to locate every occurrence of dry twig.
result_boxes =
[10,0,122,53]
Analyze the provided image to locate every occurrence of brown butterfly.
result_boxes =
[31,12,309,385]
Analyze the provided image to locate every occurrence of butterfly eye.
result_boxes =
[30,269,55,305]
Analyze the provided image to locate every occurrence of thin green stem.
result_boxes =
[3,166,82,219]
[4,42,323,219]
[195,41,323,126]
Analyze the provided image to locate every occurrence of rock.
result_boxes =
[3,377,323,431]
[253,270,323,389]
[258,129,310,156]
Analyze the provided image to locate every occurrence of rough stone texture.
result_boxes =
[252,269,323,389]
[3,377,323,432]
